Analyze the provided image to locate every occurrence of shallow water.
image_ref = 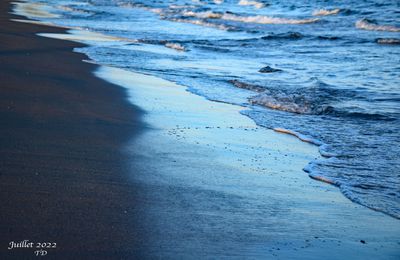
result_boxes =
[20,0,400,219]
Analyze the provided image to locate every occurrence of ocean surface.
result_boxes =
[21,0,400,219]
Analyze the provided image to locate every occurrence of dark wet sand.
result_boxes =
[0,1,145,258]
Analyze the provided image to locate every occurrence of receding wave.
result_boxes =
[312,8,341,16]
[308,173,338,186]
[274,128,322,145]
[356,19,400,32]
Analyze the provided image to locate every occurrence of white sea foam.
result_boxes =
[312,8,341,16]
[309,173,337,185]
[191,0,205,4]
[182,11,223,19]
[356,19,400,32]
[318,144,337,158]
[238,0,265,9]
[57,5,94,15]
[273,128,322,146]
[376,38,400,44]
[12,1,60,18]
[117,2,163,14]
[169,4,196,9]
[250,94,312,114]
[182,11,319,24]
[170,18,232,30]
[143,7,163,14]
[221,13,319,24]
[165,42,186,51]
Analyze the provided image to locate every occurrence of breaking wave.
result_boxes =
[182,11,319,25]
[230,80,332,115]
[169,18,235,31]
[219,13,319,25]
[230,80,394,121]
[238,0,265,9]
[376,38,400,45]
[135,39,187,51]
[250,93,315,114]
[312,8,341,16]
[164,42,186,51]
[181,10,222,19]
[356,19,400,32]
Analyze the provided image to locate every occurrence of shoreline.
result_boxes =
[96,65,400,259]
[0,0,146,258]
[2,0,400,259]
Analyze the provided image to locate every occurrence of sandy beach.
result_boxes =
[1,0,399,259]
[0,0,145,258]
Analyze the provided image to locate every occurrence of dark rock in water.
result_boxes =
[360,240,366,244]
[259,66,282,73]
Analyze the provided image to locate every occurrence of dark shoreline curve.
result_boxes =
[0,1,146,258]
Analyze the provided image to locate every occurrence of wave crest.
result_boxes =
[312,8,341,16]
[250,93,315,114]
[165,42,186,51]
[376,38,400,45]
[238,0,265,9]
[169,18,235,31]
[181,10,319,25]
[230,80,332,115]
[356,19,400,32]
[221,13,319,25]
[182,11,223,19]
[262,32,304,40]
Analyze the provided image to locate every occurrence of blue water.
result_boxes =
[24,0,400,219]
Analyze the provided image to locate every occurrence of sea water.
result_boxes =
[19,0,400,219]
